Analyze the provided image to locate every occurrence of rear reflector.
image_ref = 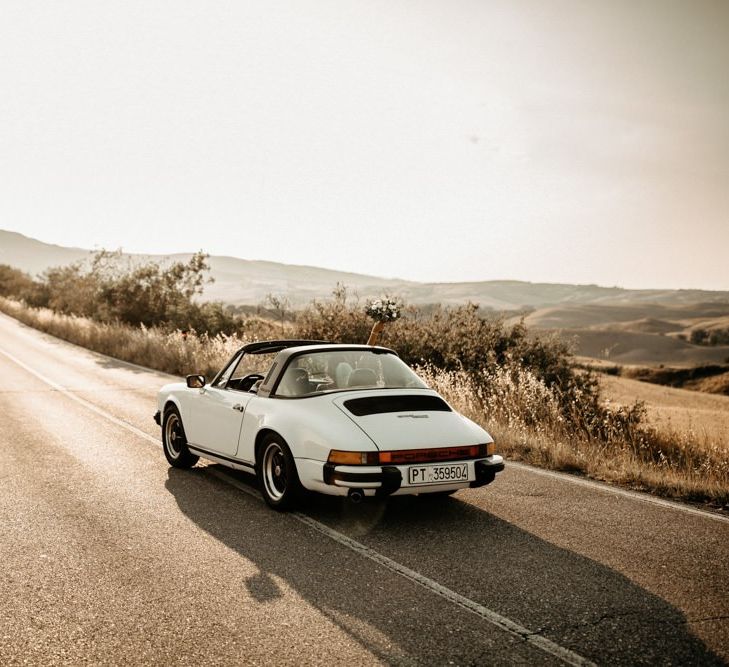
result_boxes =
[378,444,488,464]
[328,444,494,466]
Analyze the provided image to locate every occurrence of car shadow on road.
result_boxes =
[165,466,723,665]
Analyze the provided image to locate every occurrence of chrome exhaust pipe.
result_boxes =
[348,489,364,504]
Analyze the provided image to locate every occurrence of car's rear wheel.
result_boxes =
[162,406,199,469]
[257,434,303,510]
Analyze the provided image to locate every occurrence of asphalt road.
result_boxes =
[0,311,727,666]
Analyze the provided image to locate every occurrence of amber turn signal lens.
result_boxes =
[486,442,495,456]
[327,450,379,465]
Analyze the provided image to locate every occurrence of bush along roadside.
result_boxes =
[0,273,727,506]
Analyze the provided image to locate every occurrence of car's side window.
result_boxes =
[212,352,243,389]
[226,351,278,392]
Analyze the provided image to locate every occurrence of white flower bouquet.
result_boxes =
[365,297,402,323]
[365,297,402,345]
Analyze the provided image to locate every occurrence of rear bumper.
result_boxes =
[472,457,505,487]
[323,464,403,497]
[318,455,504,497]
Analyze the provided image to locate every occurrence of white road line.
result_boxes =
[507,462,729,525]
[0,346,160,447]
[209,470,594,667]
[1,343,594,666]
[3,339,727,526]
[4,312,724,525]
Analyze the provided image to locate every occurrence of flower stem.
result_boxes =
[367,321,385,346]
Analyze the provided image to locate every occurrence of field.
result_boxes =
[521,302,729,367]
[599,374,729,445]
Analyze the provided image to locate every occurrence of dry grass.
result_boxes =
[600,374,729,449]
[2,296,727,506]
[692,372,729,395]
[421,366,729,506]
[0,296,243,378]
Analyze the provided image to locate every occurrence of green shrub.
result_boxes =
[0,265,44,303]
[295,287,611,439]
[295,284,373,344]
[2,251,244,336]
[1,283,726,503]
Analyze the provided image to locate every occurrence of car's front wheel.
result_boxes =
[257,434,304,510]
[162,406,199,469]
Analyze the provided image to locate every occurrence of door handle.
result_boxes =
[232,404,245,412]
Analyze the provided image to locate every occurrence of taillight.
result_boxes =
[327,443,494,466]
[327,450,379,465]
[379,444,488,464]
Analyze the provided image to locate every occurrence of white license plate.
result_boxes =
[408,463,470,485]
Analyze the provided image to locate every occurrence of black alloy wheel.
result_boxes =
[257,434,304,510]
[162,406,199,469]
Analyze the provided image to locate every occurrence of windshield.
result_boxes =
[274,350,428,397]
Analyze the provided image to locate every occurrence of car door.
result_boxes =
[191,386,253,457]
[184,351,247,457]
[188,349,276,458]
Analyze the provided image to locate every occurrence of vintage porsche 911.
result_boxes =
[154,340,504,509]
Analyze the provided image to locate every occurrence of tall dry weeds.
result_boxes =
[0,297,244,377]
[1,295,727,505]
[420,365,729,505]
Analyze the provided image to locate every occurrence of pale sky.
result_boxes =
[1,0,728,289]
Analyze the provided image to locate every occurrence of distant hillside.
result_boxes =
[520,303,729,330]
[566,329,729,366]
[0,230,91,276]
[516,302,729,367]
[0,229,404,306]
[2,229,729,310]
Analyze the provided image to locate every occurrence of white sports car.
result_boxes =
[154,340,504,510]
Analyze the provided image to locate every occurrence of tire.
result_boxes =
[257,434,304,510]
[162,406,199,469]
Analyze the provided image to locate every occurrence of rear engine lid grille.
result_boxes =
[343,395,452,417]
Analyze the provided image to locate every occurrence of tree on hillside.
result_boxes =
[264,293,291,336]
[0,265,38,301]
[33,250,238,334]
[98,252,211,328]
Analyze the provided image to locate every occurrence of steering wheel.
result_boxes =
[232,373,265,392]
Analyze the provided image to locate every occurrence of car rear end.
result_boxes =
[323,442,504,499]
[319,390,504,499]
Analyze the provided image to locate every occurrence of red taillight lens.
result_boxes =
[327,443,494,466]
[379,444,486,464]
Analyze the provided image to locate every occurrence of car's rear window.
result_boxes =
[274,350,427,397]
[343,395,451,416]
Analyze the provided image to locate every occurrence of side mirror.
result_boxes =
[186,374,206,389]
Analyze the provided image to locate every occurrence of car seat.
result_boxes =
[279,367,311,396]
[347,368,377,388]
[334,362,353,388]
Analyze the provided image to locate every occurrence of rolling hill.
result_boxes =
[3,229,729,311]
[3,229,729,368]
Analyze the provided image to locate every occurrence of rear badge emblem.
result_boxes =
[397,414,429,418]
